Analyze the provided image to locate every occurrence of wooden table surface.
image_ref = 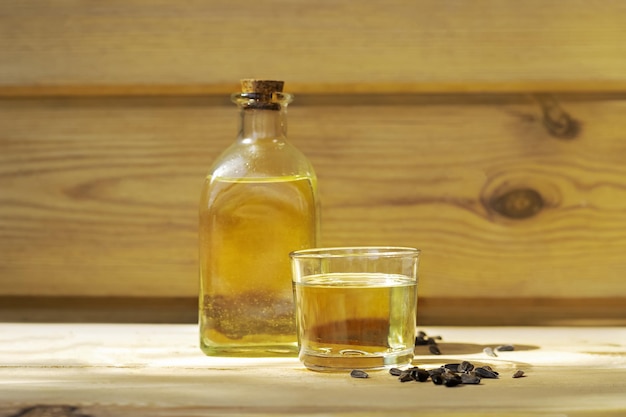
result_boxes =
[0,323,624,417]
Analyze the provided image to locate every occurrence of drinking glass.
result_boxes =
[290,246,420,371]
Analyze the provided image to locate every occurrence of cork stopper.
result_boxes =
[240,79,284,95]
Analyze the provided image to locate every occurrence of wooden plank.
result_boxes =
[1,296,624,326]
[4,81,626,98]
[0,296,198,324]
[0,324,625,416]
[1,1,626,95]
[1,94,626,309]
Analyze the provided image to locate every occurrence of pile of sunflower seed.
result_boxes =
[414,330,442,355]
[416,330,518,358]
[349,331,526,383]
[390,361,500,387]
[351,361,525,385]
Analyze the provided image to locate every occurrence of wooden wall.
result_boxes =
[1,1,625,325]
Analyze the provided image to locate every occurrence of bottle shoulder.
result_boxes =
[208,138,316,180]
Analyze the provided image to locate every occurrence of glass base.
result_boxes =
[200,341,298,357]
[300,349,414,372]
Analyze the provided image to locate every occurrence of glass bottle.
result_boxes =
[199,79,319,356]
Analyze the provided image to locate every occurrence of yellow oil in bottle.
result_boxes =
[199,175,317,356]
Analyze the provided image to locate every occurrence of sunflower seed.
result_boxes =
[428,367,445,376]
[496,345,515,352]
[431,374,444,385]
[399,370,414,382]
[415,335,428,346]
[429,344,441,355]
[458,361,474,373]
[513,370,525,378]
[474,366,499,379]
[483,347,498,357]
[482,365,498,374]
[444,374,463,387]
[389,367,403,376]
[350,369,369,379]
[414,368,430,382]
[461,373,481,384]
[444,363,460,372]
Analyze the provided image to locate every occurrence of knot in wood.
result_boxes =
[536,94,581,139]
[490,188,544,219]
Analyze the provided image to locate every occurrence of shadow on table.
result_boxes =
[415,342,539,356]
[412,342,539,371]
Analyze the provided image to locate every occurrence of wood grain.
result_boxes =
[1,0,626,95]
[2,1,626,323]
[2,94,626,315]
[0,324,625,415]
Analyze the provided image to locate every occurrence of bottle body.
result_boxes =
[199,83,318,356]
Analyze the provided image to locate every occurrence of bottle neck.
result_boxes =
[238,107,287,142]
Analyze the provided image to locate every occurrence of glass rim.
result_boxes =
[289,246,420,259]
